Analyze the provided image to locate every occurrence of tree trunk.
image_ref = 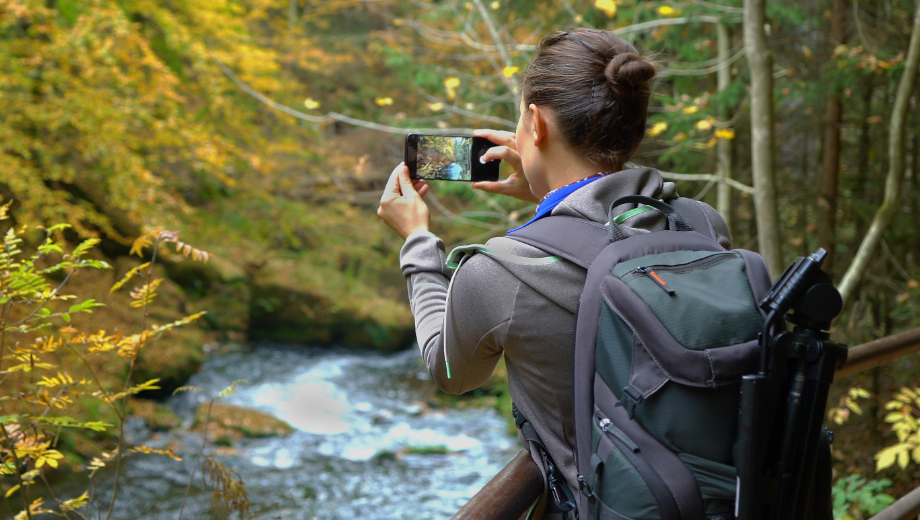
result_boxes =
[716,23,735,237]
[854,73,876,238]
[818,0,847,271]
[744,0,784,278]
[838,0,920,308]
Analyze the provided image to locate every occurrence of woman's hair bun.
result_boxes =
[604,53,656,96]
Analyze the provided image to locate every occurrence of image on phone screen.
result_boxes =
[405,134,499,182]
[418,135,472,180]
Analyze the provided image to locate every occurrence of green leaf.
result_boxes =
[217,379,247,399]
[69,299,104,314]
[71,238,101,259]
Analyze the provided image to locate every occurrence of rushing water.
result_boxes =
[45,345,519,520]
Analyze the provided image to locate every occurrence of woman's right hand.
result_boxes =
[471,129,539,203]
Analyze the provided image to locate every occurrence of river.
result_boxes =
[43,344,519,520]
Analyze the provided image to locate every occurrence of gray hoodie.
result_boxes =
[399,168,730,518]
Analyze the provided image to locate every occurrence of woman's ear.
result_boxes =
[529,103,548,146]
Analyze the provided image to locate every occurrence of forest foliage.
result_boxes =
[1,0,920,515]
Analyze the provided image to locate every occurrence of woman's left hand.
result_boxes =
[377,162,431,239]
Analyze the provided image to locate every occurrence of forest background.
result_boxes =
[1,0,920,517]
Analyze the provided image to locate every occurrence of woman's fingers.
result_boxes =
[473,129,516,150]
[471,174,538,203]
[470,180,508,194]
[381,163,406,202]
[412,178,430,198]
[480,146,513,164]
[378,163,431,239]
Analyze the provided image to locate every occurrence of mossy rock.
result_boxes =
[249,257,414,350]
[193,403,294,439]
[132,327,206,399]
[126,398,181,431]
[164,255,251,336]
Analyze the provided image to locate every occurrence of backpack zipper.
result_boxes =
[596,411,640,453]
[635,267,676,296]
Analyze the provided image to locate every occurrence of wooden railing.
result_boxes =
[452,326,920,520]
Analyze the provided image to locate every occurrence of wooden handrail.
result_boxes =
[868,484,920,520]
[451,450,543,520]
[454,326,920,520]
[835,326,920,380]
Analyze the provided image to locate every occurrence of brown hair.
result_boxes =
[521,29,656,170]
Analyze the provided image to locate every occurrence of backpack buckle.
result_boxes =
[578,475,595,501]
[512,403,527,429]
[548,470,576,512]
[616,386,644,419]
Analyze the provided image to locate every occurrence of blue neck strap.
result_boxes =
[507,175,607,234]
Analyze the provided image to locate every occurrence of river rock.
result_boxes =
[193,403,294,439]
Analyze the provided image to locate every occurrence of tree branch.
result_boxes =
[616,15,740,36]
[211,52,476,135]
[659,47,746,77]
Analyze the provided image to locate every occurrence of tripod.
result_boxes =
[734,248,849,520]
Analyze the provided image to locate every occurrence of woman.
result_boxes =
[378,29,730,519]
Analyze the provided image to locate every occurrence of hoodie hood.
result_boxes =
[477,167,677,312]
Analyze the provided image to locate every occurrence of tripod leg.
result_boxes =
[807,428,834,520]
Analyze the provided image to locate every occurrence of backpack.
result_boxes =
[507,196,772,520]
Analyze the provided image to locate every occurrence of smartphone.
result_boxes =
[405,134,500,182]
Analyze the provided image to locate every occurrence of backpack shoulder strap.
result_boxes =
[667,197,720,243]
[507,216,610,269]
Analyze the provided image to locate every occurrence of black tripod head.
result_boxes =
[760,248,843,333]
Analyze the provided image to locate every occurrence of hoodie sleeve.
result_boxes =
[400,231,516,394]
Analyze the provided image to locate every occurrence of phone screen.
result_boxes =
[405,134,499,182]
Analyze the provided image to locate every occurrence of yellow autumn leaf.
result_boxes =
[303,98,320,110]
[375,97,394,107]
[595,0,617,17]
[715,128,736,140]
[801,45,813,61]
[898,449,910,469]
[876,447,897,470]
[851,387,871,398]
[908,279,920,289]
[693,137,718,149]
[674,132,687,142]
[845,400,863,415]
[502,66,520,78]
[658,5,676,16]
[696,118,714,131]
[682,106,699,115]
[648,121,668,137]
[490,0,500,8]
[428,102,443,111]
[444,77,461,100]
